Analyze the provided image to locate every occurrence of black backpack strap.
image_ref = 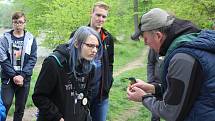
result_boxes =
[49,51,67,68]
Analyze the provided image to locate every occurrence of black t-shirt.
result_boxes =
[11,33,24,72]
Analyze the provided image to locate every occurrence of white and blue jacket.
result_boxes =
[0,30,37,83]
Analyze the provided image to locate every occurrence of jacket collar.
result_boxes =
[159,18,201,56]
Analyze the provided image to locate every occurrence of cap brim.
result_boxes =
[131,28,141,40]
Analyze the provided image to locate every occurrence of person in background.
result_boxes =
[0,11,37,121]
[32,26,103,121]
[70,2,114,121]
[127,8,215,121]
[147,48,163,85]
[147,48,163,121]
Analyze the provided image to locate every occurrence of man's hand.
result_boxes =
[130,79,155,94]
[127,85,146,102]
[13,75,24,87]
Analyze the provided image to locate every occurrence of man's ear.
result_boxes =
[156,32,164,42]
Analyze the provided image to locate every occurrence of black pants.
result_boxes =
[151,112,160,121]
[1,80,30,121]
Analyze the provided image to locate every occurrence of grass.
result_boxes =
[127,107,151,121]
[114,40,145,71]
[108,63,151,121]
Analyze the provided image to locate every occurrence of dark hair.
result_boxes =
[151,25,171,35]
[12,11,26,21]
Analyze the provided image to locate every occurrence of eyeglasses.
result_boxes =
[12,20,25,25]
[83,43,99,50]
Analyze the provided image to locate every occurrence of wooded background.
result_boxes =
[1,0,215,48]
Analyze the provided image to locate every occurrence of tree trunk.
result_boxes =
[133,0,139,33]
[131,0,139,40]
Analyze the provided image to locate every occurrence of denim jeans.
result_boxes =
[90,98,109,121]
[90,60,109,121]
[1,80,30,121]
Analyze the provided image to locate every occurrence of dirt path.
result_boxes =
[6,47,148,121]
[113,47,148,77]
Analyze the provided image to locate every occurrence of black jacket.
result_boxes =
[32,44,94,121]
[70,27,114,99]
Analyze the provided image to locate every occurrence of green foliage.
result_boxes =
[13,0,135,48]
[104,0,134,38]
[14,0,93,48]
[2,0,215,48]
[147,0,215,29]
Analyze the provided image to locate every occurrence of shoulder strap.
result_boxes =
[49,51,67,68]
